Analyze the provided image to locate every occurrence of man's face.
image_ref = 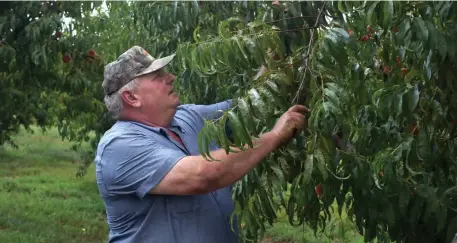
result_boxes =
[135,69,180,111]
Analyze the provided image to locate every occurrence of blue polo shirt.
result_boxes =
[94,100,239,243]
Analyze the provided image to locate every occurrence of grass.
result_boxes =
[0,126,108,243]
[260,207,365,243]
[0,126,365,243]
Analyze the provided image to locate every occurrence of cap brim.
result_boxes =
[136,53,176,77]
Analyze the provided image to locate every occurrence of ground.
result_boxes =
[0,127,366,243]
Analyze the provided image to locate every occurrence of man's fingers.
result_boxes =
[289,115,307,135]
[294,117,307,131]
[288,104,311,114]
[290,112,306,121]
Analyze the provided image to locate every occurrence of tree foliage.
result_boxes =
[2,1,457,243]
[181,1,457,243]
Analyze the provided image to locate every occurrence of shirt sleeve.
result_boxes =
[187,99,233,120]
[99,134,186,199]
[185,99,235,142]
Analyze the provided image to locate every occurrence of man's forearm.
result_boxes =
[197,131,279,191]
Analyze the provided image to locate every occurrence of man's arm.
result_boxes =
[150,131,278,195]
[149,105,309,195]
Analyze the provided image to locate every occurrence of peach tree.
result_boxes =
[0,1,109,148]
[2,1,457,243]
[176,1,457,243]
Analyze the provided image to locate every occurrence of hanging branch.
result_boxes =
[292,2,327,105]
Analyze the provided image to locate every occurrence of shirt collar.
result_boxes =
[118,117,183,133]
[170,117,184,132]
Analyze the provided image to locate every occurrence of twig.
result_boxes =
[292,2,327,105]
[285,52,310,68]
[276,26,321,33]
[266,15,320,24]
[177,25,322,49]
[230,15,321,35]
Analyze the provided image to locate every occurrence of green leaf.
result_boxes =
[233,36,249,65]
[324,88,340,107]
[228,110,253,148]
[203,125,218,161]
[338,1,346,13]
[287,196,296,225]
[382,0,393,31]
[198,128,209,161]
[314,148,328,181]
[285,2,300,17]
[264,80,288,109]
[436,32,448,61]
[413,17,428,43]
[270,163,285,183]
[237,98,257,135]
[404,69,420,83]
[366,1,379,26]
[248,88,267,119]
[258,86,276,113]
[258,187,276,226]
[398,18,411,41]
[425,20,437,48]
[323,101,342,119]
[193,25,201,42]
[331,28,351,44]
[217,115,231,154]
[173,1,178,18]
[416,126,431,161]
[323,31,348,66]
[303,154,314,184]
[407,84,420,113]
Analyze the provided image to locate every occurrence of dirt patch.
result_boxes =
[260,237,295,243]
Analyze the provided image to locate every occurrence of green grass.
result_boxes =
[260,207,365,243]
[0,126,366,243]
[0,127,108,243]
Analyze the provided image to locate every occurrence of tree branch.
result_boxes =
[292,2,327,105]
[266,15,320,24]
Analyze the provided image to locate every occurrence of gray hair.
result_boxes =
[104,78,140,120]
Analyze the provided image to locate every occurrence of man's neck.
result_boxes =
[120,109,176,128]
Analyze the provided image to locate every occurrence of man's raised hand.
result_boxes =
[270,105,310,146]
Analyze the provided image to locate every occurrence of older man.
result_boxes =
[94,46,309,243]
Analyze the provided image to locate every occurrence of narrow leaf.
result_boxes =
[303,154,314,184]
[382,0,393,31]
[413,17,429,42]
[237,98,257,134]
[408,84,420,113]
[314,148,328,181]
[366,1,380,26]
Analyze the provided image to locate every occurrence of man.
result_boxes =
[95,46,309,243]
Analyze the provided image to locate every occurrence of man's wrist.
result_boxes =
[259,131,281,151]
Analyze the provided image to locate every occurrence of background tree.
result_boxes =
[0,1,101,147]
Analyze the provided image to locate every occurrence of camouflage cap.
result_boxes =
[102,46,175,96]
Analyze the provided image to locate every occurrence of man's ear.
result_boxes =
[120,90,141,108]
